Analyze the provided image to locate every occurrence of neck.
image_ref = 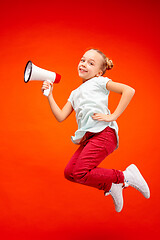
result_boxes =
[82,75,99,83]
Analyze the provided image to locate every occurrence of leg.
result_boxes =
[64,144,84,182]
[72,127,124,192]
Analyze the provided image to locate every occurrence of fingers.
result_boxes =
[92,113,107,122]
[92,117,103,121]
[92,113,102,120]
[92,113,115,122]
[41,81,53,92]
[92,113,101,118]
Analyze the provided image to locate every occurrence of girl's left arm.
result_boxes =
[92,81,135,122]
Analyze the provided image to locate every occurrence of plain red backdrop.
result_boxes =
[0,0,159,239]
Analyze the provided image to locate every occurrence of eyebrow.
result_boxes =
[89,58,96,62]
[82,57,96,62]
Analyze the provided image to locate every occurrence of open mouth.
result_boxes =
[79,68,88,73]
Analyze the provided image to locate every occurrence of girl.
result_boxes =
[42,49,150,212]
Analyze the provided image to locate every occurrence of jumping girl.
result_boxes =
[41,49,150,212]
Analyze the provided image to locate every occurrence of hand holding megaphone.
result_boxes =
[41,80,53,96]
[24,61,61,96]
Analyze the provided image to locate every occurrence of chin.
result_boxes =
[79,73,87,79]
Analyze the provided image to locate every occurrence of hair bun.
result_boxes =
[106,58,113,70]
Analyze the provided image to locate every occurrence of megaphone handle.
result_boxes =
[43,80,51,97]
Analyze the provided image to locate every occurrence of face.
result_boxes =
[78,50,103,82]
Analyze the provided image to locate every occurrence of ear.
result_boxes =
[96,70,103,77]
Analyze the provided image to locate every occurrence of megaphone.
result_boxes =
[24,61,61,96]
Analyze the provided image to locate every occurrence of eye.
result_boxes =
[81,59,85,62]
[89,62,94,66]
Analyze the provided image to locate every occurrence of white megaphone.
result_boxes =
[24,61,61,96]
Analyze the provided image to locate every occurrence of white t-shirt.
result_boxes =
[68,76,119,149]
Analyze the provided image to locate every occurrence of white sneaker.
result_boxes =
[123,164,150,199]
[105,183,124,213]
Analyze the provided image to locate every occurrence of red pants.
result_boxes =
[64,127,124,193]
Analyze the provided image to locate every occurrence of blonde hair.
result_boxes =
[90,48,113,75]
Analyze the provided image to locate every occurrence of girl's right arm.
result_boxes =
[42,81,74,122]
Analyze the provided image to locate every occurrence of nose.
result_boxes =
[81,61,86,68]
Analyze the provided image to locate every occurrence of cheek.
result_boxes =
[90,66,99,73]
[77,62,81,69]
[96,65,102,73]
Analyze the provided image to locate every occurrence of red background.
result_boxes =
[0,0,159,239]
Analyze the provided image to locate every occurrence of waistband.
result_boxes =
[80,126,116,145]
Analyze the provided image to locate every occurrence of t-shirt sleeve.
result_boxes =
[98,76,112,93]
[68,91,74,107]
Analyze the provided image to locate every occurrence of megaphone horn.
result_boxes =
[24,61,61,96]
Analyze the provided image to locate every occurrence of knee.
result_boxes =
[64,165,88,183]
[64,165,74,181]
[72,169,88,183]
